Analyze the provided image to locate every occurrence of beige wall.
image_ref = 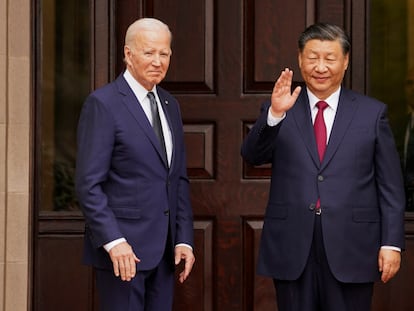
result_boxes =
[0,0,31,310]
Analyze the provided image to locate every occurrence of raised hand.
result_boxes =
[270,68,301,117]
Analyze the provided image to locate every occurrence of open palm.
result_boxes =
[270,68,301,117]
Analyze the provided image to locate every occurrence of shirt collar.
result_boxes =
[307,86,341,112]
[123,69,157,103]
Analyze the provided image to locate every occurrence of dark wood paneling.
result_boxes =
[243,218,277,311]
[91,0,112,89]
[155,0,215,93]
[35,235,97,311]
[174,219,214,310]
[244,0,311,93]
[115,0,215,93]
[184,123,215,179]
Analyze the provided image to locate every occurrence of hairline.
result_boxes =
[125,18,172,48]
[298,23,350,55]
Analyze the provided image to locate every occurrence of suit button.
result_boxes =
[309,203,316,211]
[318,175,324,181]
[164,209,170,216]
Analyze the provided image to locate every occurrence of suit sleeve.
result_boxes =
[241,101,281,166]
[174,101,194,248]
[75,95,124,248]
[375,105,406,249]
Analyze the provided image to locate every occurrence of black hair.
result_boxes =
[298,23,350,55]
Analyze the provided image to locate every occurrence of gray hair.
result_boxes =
[298,23,350,55]
[125,18,172,47]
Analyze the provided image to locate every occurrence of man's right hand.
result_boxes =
[270,68,301,117]
[108,241,140,281]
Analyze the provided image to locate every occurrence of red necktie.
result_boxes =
[314,101,328,212]
[314,101,329,161]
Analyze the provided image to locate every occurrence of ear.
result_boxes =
[298,52,303,69]
[124,45,132,65]
[343,53,350,70]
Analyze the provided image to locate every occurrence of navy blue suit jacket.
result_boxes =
[241,88,405,283]
[76,74,193,271]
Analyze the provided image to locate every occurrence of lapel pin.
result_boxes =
[165,100,169,105]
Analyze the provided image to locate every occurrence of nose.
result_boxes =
[315,59,328,72]
[151,54,162,66]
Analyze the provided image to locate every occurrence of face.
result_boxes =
[124,29,171,90]
[298,39,349,100]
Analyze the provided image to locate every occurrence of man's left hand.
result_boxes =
[378,248,401,283]
[175,245,195,283]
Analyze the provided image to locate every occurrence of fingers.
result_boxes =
[378,249,401,283]
[117,255,139,281]
[380,260,400,283]
[273,68,293,94]
[291,85,302,100]
[175,246,195,283]
[109,242,140,282]
[270,68,299,117]
[178,255,196,283]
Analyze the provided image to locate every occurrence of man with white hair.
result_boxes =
[76,18,195,310]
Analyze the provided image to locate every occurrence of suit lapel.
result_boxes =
[115,76,169,167]
[321,89,358,169]
[291,91,320,167]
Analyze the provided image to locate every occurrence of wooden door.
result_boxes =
[33,0,414,310]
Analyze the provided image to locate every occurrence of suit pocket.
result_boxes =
[111,207,141,219]
[265,203,288,219]
[352,208,380,223]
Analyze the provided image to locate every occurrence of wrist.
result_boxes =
[270,106,284,118]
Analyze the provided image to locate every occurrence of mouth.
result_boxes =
[314,76,329,83]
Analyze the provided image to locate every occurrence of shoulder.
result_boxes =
[84,76,126,107]
[156,86,177,102]
[91,75,125,98]
[156,86,181,112]
[341,88,386,110]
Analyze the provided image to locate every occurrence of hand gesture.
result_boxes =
[270,68,301,117]
[175,245,195,283]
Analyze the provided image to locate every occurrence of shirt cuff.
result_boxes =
[103,237,127,252]
[267,108,285,126]
[175,243,193,251]
[381,245,401,252]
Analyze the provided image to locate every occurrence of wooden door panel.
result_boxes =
[173,220,214,310]
[115,0,215,93]
[243,218,277,310]
[36,235,97,311]
[244,0,308,93]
